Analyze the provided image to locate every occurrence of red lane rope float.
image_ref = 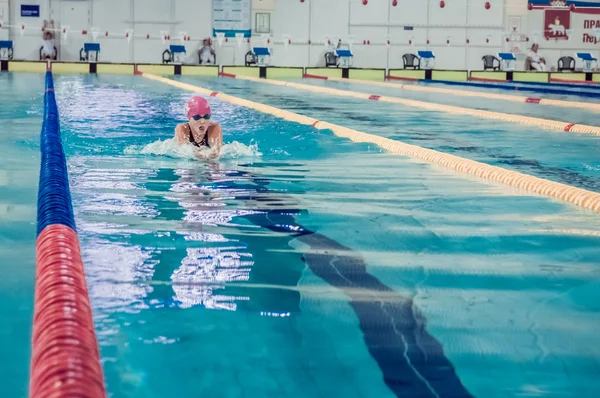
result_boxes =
[30,71,105,398]
[384,75,420,81]
[550,78,599,85]
[468,76,508,83]
[303,73,329,80]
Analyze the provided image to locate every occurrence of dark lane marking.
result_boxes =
[243,207,473,398]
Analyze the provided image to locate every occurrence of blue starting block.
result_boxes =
[80,42,100,62]
[335,49,353,68]
[497,52,517,71]
[253,47,271,66]
[0,40,14,60]
[417,50,435,69]
[170,45,186,63]
[576,52,597,72]
[162,45,187,64]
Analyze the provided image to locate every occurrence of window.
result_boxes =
[255,13,270,34]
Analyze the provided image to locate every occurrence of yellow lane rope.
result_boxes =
[140,72,600,214]
[312,75,600,113]
[220,72,600,136]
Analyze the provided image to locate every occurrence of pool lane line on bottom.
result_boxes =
[207,173,475,397]
[302,74,600,113]
[139,72,600,214]
[220,72,600,136]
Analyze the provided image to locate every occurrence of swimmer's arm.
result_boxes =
[174,123,189,145]
[202,124,223,159]
[209,124,223,150]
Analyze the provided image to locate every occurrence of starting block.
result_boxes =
[335,49,354,68]
[253,47,271,66]
[162,44,186,64]
[80,43,100,62]
[497,52,516,71]
[417,50,435,70]
[576,52,597,72]
[0,40,13,60]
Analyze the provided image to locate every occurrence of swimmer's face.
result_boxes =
[189,114,211,134]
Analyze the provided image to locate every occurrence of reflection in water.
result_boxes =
[172,246,253,310]
[166,165,257,311]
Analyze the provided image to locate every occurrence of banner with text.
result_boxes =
[213,0,251,38]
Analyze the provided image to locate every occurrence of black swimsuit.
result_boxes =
[187,123,209,148]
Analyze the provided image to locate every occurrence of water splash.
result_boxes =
[124,138,262,159]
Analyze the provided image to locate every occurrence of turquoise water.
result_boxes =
[0,72,44,396]
[2,72,600,397]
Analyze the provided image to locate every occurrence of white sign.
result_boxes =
[509,16,521,33]
[212,0,251,37]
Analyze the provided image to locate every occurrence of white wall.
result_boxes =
[0,0,9,41]
[1,0,599,71]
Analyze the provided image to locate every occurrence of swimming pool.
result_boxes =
[2,71,600,397]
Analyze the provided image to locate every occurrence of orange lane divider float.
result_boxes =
[316,75,600,112]
[467,76,508,83]
[139,72,600,214]
[218,72,600,135]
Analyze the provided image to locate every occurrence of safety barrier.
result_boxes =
[31,70,106,398]
[304,74,600,113]
[220,72,600,136]
[140,72,600,214]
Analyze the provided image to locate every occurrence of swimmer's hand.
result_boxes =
[195,147,219,160]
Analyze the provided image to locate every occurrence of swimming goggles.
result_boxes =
[191,114,211,121]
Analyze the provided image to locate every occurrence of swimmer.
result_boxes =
[175,96,223,159]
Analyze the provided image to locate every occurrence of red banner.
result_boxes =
[544,9,571,40]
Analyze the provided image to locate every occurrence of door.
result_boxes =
[58,0,90,61]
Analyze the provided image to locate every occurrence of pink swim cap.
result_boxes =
[185,96,211,119]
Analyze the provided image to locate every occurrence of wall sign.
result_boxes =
[21,4,40,18]
[255,13,270,34]
[545,8,570,40]
[212,0,251,38]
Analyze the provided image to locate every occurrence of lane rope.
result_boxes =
[139,72,600,214]
[231,73,600,135]
[30,71,106,398]
[321,73,600,112]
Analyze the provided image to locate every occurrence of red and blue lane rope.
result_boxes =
[30,70,106,398]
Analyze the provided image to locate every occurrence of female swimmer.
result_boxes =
[175,96,223,159]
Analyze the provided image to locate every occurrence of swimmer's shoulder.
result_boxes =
[175,122,191,143]
[208,123,222,136]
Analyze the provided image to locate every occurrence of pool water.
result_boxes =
[0,72,44,395]
[190,77,600,190]
[2,72,600,397]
